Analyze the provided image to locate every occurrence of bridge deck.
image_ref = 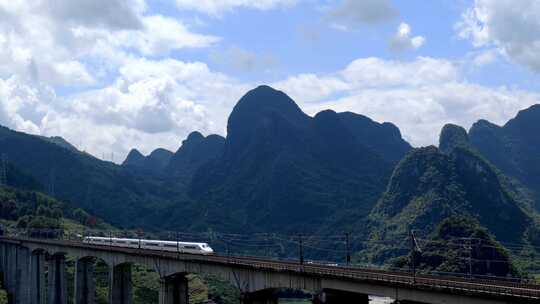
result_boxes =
[3,237,539,302]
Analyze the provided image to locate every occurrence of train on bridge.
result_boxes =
[83,236,214,254]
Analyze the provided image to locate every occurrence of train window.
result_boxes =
[185,246,197,249]
[116,241,126,244]
[164,244,176,248]
[130,242,138,245]
[146,243,159,246]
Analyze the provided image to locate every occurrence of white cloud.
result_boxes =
[43,0,146,30]
[0,76,52,134]
[273,56,539,147]
[93,15,220,56]
[313,84,538,147]
[327,0,398,30]
[389,22,425,52]
[36,57,249,159]
[0,1,226,161]
[457,0,540,72]
[472,49,499,67]
[341,57,456,87]
[209,46,278,73]
[274,73,350,102]
[0,0,219,88]
[175,0,299,16]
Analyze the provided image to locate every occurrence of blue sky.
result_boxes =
[0,0,540,161]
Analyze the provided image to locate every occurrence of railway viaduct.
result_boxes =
[0,237,538,304]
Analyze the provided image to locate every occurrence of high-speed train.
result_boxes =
[83,236,214,255]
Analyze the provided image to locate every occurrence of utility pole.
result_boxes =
[226,240,231,262]
[265,233,269,258]
[137,229,143,249]
[410,229,421,284]
[467,238,473,279]
[176,231,180,253]
[299,234,304,265]
[0,154,7,186]
[410,229,416,283]
[345,232,351,266]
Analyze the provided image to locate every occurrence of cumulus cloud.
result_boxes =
[273,56,539,147]
[84,15,220,57]
[0,76,52,134]
[273,74,350,102]
[38,57,248,159]
[327,0,398,30]
[175,0,299,16]
[342,57,456,87]
[44,0,145,30]
[456,0,540,72]
[0,0,226,160]
[472,49,499,67]
[0,0,219,87]
[389,22,425,52]
[209,46,278,73]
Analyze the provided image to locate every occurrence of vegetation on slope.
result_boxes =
[364,145,540,275]
[392,216,520,278]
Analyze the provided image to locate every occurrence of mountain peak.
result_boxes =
[337,111,412,163]
[185,131,204,143]
[472,119,500,129]
[149,148,173,156]
[314,109,339,121]
[167,132,225,178]
[439,123,470,154]
[228,85,306,122]
[122,149,145,166]
[225,85,309,159]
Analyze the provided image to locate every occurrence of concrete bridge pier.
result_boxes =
[15,246,30,304]
[159,274,188,304]
[0,243,5,285]
[3,244,15,303]
[241,289,279,304]
[5,245,25,304]
[313,289,369,304]
[47,254,68,304]
[74,258,95,304]
[110,263,133,304]
[30,250,46,304]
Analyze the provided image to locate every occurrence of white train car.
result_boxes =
[83,236,214,255]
